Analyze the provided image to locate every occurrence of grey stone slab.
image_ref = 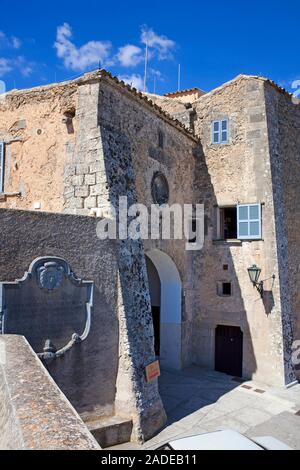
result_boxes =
[246,412,300,450]
[230,407,273,427]
[0,335,100,450]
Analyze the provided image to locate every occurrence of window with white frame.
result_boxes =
[215,203,262,240]
[237,204,261,240]
[0,141,4,193]
[212,119,229,144]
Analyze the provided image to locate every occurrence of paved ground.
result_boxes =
[111,366,300,450]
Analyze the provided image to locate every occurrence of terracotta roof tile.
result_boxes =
[164,87,205,97]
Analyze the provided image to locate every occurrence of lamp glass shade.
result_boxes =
[248,264,261,284]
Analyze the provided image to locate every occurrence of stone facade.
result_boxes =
[0,70,299,444]
[191,76,295,386]
[154,75,299,385]
[0,81,78,212]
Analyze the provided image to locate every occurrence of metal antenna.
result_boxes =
[143,42,149,92]
[178,64,181,91]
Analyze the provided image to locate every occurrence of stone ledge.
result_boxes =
[86,415,133,448]
[0,335,100,450]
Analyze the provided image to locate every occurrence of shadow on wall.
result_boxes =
[262,291,275,316]
[192,140,258,380]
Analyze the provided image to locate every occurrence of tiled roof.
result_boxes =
[164,87,205,97]
[1,69,199,142]
[250,75,295,98]
[195,74,296,102]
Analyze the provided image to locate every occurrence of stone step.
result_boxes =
[85,415,133,448]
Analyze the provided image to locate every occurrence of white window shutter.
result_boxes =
[237,203,261,240]
[221,119,228,143]
[212,121,220,143]
[0,142,4,193]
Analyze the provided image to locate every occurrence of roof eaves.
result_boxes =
[195,74,294,103]
[93,70,199,142]
[164,87,204,97]
[0,69,199,142]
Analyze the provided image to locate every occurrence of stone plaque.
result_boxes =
[0,257,93,359]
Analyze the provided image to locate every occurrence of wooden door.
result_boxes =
[215,325,243,377]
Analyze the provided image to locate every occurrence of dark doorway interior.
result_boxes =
[152,306,160,356]
[220,207,237,239]
[215,325,243,377]
[146,255,161,358]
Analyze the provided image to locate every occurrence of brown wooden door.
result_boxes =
[215,325,243,377]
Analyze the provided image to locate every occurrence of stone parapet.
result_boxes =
[0,335,100,450]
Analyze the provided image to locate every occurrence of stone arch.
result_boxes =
[145,249,182,370]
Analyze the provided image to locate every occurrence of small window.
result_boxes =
[237,204,261,240]
[222,282,232,296]
[0,141,5,193]
[217,281,232,297]
[158,130,164,149]
[212,119,229,144]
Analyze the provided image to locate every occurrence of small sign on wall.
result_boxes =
[145,360,161,382]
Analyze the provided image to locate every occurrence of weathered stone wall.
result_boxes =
[63,75,203,374]
[190,76,294,386]
[0,335,100,450]
[96,78,202,370]
[0,69,297,404]
[0,208,119,418]
[0,82,78,213]
[264,83,300,381]
[0,206,166,442]
[62,76,169,440]
[145,92,195,129]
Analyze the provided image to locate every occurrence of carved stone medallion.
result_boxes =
[151,172,169,206]
[38,261,64,291]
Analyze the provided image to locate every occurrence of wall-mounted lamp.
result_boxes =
[247,264,275,299]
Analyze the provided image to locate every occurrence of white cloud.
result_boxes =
[0,56,34,78]
[0,31,22,49]
[117,44,143,67]
[119,73,144,91]
[14,56,34,77]
[150,69,164,79]
[0,58,12,77]
[11,37,22,49]
[140,26,176,60]
[54,23,112,71]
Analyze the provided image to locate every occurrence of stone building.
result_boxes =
[0,70,299,443]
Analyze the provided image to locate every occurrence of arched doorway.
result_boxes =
[145,249,182,370]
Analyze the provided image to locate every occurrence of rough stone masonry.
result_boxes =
[0,69,299,444]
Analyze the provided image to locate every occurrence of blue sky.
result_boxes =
[0,0,298,95]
